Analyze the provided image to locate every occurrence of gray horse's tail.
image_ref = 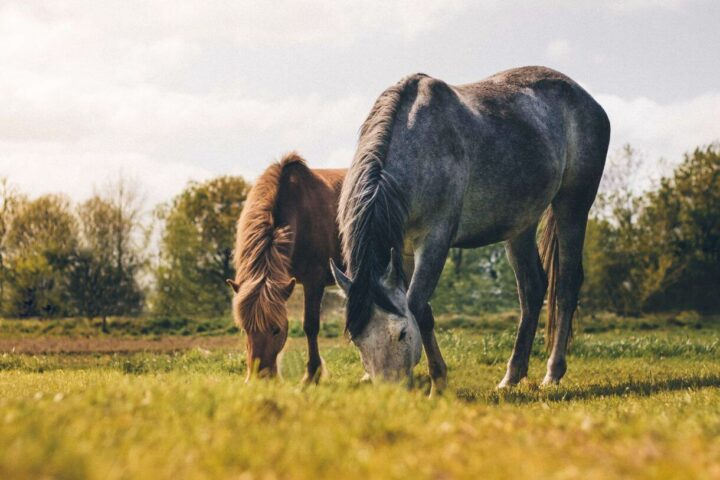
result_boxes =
[539,207,565,351]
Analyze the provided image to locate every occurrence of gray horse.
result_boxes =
[331,66,610,393]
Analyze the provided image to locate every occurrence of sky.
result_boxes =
[1,0,719,207]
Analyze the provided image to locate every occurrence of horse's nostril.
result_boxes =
[398,327,407,341]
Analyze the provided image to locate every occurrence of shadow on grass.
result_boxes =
[455,373,720,405]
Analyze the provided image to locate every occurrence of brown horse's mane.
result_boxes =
[232,152,306,332]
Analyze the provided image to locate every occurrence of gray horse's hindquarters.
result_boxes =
[336,66,610,387]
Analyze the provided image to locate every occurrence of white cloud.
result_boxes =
[0,147,213,208]
[597,91,720,184]
[321,147,357,170]
[3,1,467,205]
[545,39,572,60]
[0,0,717,209]
[602,0,693,13]
[550,0,695,13]
[1,1,474,51]
[0,82,369,204]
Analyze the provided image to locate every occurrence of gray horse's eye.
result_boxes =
[398,328,407,341]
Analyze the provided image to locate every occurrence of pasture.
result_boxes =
[1,311,719,479]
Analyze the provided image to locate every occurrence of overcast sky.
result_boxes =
[1,0,718,206]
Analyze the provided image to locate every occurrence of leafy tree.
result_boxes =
[153,176,249,317]
[583,143,720,314]
[2,194,78,317]
[68,188,145,331]
[637,144,720,311]
[433,244,517,314]
[582,146,648,314]
[0,178,23,304]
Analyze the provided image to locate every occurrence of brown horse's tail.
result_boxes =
[539,207,564,352]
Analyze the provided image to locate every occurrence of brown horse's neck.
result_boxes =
[232,154,347,327]
[232,154,304,332]
[273,164,346,286]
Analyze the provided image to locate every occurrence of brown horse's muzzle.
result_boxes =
[245,329,288,380]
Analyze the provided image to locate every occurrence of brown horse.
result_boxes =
[226,152,345,382]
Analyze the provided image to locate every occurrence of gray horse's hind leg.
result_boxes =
[542,204,588,385]
[498,224,548,388]
[542,105,608,385]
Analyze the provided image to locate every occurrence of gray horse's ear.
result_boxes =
[226,279,240,293]
[330,259,352,297]
[381,248,402,289]
[281,278,296,299]
[372,283,405,317]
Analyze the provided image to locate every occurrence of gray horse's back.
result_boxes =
[390,66,610,248]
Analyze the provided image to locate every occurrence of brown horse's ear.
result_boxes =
[281,278,296,299]
[226,279,240,293]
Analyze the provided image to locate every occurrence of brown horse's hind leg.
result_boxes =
[302,285,325,384]
[542,204,588,385]
[498,224,547,388]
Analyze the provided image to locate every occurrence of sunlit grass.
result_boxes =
[1,318,719,479]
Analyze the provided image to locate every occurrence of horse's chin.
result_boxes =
[245,356,282,382]
[381,370,412,383]
[361,364,414,384]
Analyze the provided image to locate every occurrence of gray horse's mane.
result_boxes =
[338,73,427,338]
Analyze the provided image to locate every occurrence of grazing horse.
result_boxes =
[227,153,345,382]
[331,66,610,392]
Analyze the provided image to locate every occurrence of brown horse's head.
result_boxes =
[227,277,296,380]
[229,153,312,380]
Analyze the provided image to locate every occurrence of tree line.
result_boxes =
[0,144,717,324]
[0,175,248,325]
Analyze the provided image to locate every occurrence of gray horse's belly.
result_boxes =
[453,206,542,248]
[452,154,562,248]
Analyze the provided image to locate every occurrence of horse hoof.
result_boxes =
[301,372,320,385]
[497,378,517,389]
[302,357,328,385]
[428,376,447,398]
[541,375,561,387]
[498,363,528,389]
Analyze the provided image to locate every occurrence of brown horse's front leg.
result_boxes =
[302,285,325,384]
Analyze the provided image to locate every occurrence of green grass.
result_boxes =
[0,315,241,338]
[1,315,719,479]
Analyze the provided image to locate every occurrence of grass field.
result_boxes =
[1,312,719,479]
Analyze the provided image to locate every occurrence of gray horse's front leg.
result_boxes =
[498,226,547,388]
[407,231,452,395]
[415,303,447,395]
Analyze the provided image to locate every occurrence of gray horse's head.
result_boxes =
[331,251,422,382]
